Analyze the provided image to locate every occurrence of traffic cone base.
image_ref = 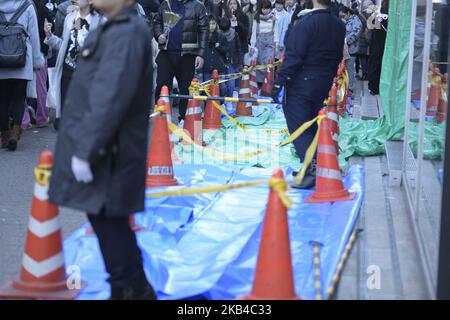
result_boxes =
[0,280,86,299]
[305,189,355,203]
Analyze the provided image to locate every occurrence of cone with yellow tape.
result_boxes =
[0,149,85,299]
[239,169,300,300]
[146,99,179,188]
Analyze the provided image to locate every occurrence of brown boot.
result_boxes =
[1,130,9,148]
[7,125,20,151]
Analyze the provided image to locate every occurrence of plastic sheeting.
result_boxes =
[337,0,445,161]
[174,104,301,169]
[63,164,364,300]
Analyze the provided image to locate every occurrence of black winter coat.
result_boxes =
[48,6,153,217]
[203,31,228,73]
[232,10,249,54]
[276,9,345,89]
[153,0,208,58]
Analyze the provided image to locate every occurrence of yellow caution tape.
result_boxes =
[292,116,323,185]
[168,121,272,161]
[199,61,282,87]
[146,177,292,209]
[168,115,322,162]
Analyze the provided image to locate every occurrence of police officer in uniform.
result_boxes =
[49,0,156,299]
[272,0,345,189]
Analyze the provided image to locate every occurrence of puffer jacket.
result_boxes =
[153,0,208,57]
[345,14,363,56]
[203,31,228,74]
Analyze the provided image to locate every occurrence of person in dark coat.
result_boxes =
[153,0,208,122]
[271,0,345,189]
[48,0,156,300]
[203,15,229,88]
[367,0,388,95]
[227,0,249,54]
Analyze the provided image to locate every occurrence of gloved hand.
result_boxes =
[71,156,93,183]
[271,84,282,104]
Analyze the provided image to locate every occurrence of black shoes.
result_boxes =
[291,159,317,189]
[110,281,157,300]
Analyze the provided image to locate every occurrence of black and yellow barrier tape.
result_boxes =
[146,176,293,209]
[326,229,358,299]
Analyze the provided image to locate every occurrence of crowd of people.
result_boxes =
[0,0,388,152]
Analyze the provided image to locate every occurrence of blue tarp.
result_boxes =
[63,164,364,300]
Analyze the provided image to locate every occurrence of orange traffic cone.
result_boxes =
[182,79,204,146]
[235,66,253,117]
[305,116,355,203]
[260,57,274,97]
[239,169,300,300]
[203,69,222,130]
[327,82,340,153]
[426,70,440,119]
[438,73,448,123]
[0,149,85,299]
[159,86,183,164]
[250,61,259,106]
[146,98,179,188]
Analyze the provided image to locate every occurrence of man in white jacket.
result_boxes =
[0,0,45,151]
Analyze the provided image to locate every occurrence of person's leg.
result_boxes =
[8,79,28,151]
[345,56,356,94]
[283,91,317,162]
[355,55,361,77]
[154,51,176,111]
[361,55,369,80]
[54,66,73,130]
[35,63,49,126]
[174,54,196,120]
[87,213,156,300]
[0,80,12,148]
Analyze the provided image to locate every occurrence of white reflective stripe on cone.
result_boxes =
[167,115,172,123]
[239,88,251,94]
[318,144,337,156]
[242,75,250,80]
[249,81,257,87]
[28,216,60,238]
[34,183,49,201]
[22,253,64,278]
[148,167,173,175]
[186,107,202,115]
[328,112,338,122]
[316,168,342,180]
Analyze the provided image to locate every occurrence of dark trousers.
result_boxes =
[60,65,74,117]
[355,54,369,78]
[283,79,331,162]
[87,213,148,288]
[0,79,27,130]
[367,54,382,94]
[155,51,196,120]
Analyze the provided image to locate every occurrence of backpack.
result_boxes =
[0,1,31,68]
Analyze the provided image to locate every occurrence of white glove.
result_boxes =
[71,156,93,184]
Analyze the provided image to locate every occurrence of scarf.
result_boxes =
[259,12,275,22]
[223,28,236,42]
